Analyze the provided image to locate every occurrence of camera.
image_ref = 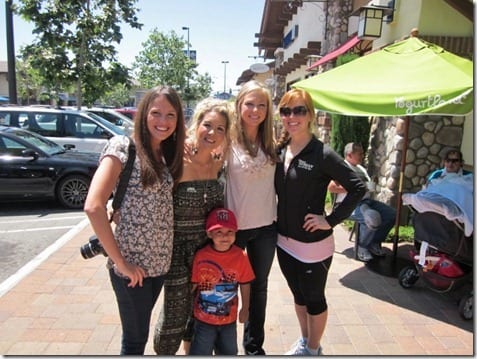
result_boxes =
[80,235,107,259]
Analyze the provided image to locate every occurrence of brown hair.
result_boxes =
[134,85,185,187]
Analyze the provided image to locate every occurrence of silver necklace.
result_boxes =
[203,180,208,204]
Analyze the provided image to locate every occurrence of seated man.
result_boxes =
[328,142,396,262]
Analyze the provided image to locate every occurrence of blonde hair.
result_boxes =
[187,98,232,143]
[233,80,277,162]
[187,98,233,161]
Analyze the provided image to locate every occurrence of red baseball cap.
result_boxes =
[206,208,238,232]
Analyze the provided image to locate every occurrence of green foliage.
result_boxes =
[388,225,414,243]
[329,52,370,156]
[15,55,43,105]
[330,115,370,156]
[132,29,212,102]
[99,83,132,107]
[336,53,360,67]
[15,0,142,107]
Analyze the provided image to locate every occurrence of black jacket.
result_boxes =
[275,136,366,243]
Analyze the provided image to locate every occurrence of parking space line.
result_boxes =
[0,218,90,298]
[0,226,76,233]
[0,215,86,224]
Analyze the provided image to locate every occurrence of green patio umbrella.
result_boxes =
[293,37,473,276]
[293,37,473,116]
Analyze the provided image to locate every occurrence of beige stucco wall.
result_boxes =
[280,2,328,86]
[374,0,473,49]
[282,2,326,61]
[461,112,474,167]
[0,73,8,97]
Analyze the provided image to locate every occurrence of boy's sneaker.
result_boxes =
[285,337,307,355]
[357,246,373,262]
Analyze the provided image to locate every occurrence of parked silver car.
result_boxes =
[67,106,134,135]
[0,106,125,153]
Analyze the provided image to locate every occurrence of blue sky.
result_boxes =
[0,0,267,94]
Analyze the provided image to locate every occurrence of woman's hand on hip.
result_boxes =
[303,213,331,232]
[115,261,146,288]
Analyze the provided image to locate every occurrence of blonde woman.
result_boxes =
[226,80,278,355]
[154,98,233,355]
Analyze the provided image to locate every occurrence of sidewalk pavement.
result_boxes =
[0,222,473,355]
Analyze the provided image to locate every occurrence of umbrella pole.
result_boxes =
[366,116,413,277]
[392,115,410,257]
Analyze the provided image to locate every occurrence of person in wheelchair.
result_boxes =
[426,148,472,185]
[404,148,473,239]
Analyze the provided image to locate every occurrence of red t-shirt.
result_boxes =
[191,244,255,325]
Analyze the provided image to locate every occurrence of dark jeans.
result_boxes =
[109,269,165,355]
[189,320,237,355]
[235,223,277,352]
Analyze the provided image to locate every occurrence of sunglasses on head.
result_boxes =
[445,158,461,163]
[279,106,308,117]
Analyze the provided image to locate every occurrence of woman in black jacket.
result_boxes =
[274,88,365,355]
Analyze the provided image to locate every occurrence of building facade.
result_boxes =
[252,0,473,221]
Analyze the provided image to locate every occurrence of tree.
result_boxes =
[99,82,134,107]
[133,29,212,103]
[330,115,370,156]
[15,55,42,105]
[14,0,142,107]
[329,52,370,156]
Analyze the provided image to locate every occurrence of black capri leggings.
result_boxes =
[276,246,332,315]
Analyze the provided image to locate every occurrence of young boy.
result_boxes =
[189,208,255,355]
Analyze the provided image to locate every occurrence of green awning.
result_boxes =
[293,37,473,117]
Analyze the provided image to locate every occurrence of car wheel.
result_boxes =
[56,174,91,209]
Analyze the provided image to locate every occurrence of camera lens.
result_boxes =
[80,242,95,259]
[80,236,106,259]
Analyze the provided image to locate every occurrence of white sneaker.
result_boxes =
[285,337,307,355]
[357,246,373,262]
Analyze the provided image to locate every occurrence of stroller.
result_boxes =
[398,210,473,320]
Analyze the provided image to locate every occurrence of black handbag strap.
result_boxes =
[109,138,136,222]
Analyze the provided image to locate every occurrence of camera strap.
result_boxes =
[109,138,136,223]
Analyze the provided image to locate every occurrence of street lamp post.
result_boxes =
[182,26,190,108]
[6,0,17,104]
[221,61,229,94]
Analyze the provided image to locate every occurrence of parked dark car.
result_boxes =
[0,126,99,209]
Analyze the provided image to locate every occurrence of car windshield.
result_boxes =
[85,112,125,135]
[9,128,66,155]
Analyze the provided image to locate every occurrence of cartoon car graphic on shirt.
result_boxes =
[198,282,237,316]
